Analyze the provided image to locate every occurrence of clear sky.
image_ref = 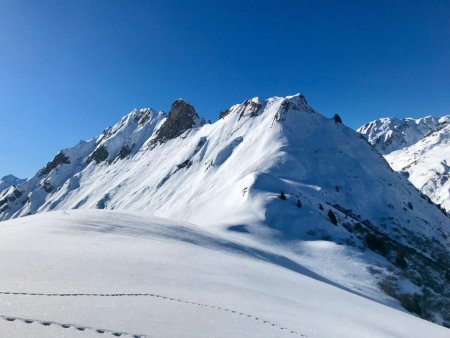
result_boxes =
[1,0,449,178]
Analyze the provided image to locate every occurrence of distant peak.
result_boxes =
[285,93,308,105]
[0,174,25,190]
[173,98,191,105]
[1,174,19,181]
[170,98,195,114]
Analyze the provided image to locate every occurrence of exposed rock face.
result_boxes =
[86,145,109,165]
[219,97,263,120]
[38,152,70,176]
[238,99,262,120]
[0,188,23,212]
[153,99,204,143]
[42,180,54,193]
[118,145,133,159]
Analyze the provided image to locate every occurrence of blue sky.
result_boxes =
[1,0,449,178]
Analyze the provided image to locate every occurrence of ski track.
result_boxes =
[0,291,306,337]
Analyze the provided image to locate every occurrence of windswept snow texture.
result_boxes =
[359,116,450,212]
[1,94,450,327]
[0,210,448,338]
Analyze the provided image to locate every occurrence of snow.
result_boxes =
[0,210,447,338]
[1,93,450,330]
[0,175,25,192]
[359,115,450,211]
[358,115,448,154]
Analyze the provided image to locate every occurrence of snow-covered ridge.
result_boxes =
[0,175,25,193]
[358,115,450,154]
[359,115,450,212]
[1,93,450,327]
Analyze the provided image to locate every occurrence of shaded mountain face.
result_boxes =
[0,175,25,192]
[359,116,450,213]
[1,94,450,326]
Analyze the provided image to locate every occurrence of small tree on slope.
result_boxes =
[327,209,338,225]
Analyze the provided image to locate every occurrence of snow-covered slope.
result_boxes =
[0,210,448,338]
[358,116,450,154]
[0,174,25,192]
[1,94,450,328]
[359,116,450,212]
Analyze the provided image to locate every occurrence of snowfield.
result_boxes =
[0,210,448,338]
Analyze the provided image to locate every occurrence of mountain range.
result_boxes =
[359,115,450,212]
[0,93,449,336]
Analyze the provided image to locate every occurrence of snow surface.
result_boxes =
[0,210,448,338]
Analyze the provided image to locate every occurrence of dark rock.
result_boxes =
[327,209,338,225]
[176,159,192,170]
[365,233,390,256]
[153,99,203,143]
[219,108,232,119]
[43,181,54,193]
[12,189,23,198]
[238,100,262,120]
[0,198,7,208]
[333,114,343,124]
[118,144,133,159]
[38,152,70,176]
[86,145,109,165]
[138,112,151,125]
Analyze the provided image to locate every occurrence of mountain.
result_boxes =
[1,94,450,330]
[358,116,450,212]
[357,116,450,154]
[0,174,25,192]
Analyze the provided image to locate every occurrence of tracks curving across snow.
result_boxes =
[0,313,145,337]
[0,291,307,337]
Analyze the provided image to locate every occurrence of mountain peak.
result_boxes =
[0,174,25,192]
[285,92,308,105]
[153,99,205,143]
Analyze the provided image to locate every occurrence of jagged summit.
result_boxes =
[153,99,205,143]
[219,92,313,120]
